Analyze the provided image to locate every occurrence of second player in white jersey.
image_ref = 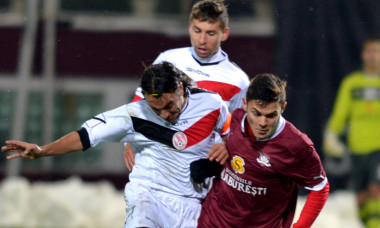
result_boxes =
[135,47,250,112]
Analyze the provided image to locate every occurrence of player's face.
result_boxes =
[362,41,380,71]
[243,99,287,139]
[189,19,229,58]
[145,84,186,123]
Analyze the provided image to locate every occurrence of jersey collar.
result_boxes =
[241,113,286,141]
[190,47,227,66]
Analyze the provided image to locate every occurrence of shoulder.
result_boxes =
[231,108,246,118]
[125,100,151,117]
[280,121,314,153]
[221,50,249,77]
[221,63,250,86]
[157,47,191,59]
[187,88,227,108]
[154,47,193,65]
[231,108,246,124]
[342,71,364,84]
[188,87,221,100]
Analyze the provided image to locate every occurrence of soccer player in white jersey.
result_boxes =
[2,62,231,228]
[125,0,250,171]
[133,0,249,112]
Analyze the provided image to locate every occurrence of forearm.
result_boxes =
[40,131,84,157]
[293,181,330,228]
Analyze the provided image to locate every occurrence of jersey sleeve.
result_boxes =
[132,87,144,102]
[81,105,133,147]
[283,145,327,190]
[152,51,167,64]
[327,75,352,135]
[216,97,231,135]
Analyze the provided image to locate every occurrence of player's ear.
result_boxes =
[222,27,230,42]
[179,82,184,96]
[243,98,247,111]
[281,102,287,113]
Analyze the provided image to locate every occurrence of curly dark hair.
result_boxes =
[140,61,193,98]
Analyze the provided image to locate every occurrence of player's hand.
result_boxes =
[124,143,135,171]
[206,143,228,165]
[2,140,42,160]
[323,130,346,158]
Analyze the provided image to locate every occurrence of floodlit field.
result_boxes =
[0,177,364,228]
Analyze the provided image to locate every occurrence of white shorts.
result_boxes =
[124,181,202,228]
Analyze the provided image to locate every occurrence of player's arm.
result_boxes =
[207,112,231,164]
[124,87,143,171]
[124,143,135,171]
[323,77,352,157]
[2,131,83,160]
[190,108,231,183]
[293,181,330,228]
[290,145,330,227]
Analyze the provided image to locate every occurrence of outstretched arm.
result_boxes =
[293,181,330,228]
[2,131,83,160]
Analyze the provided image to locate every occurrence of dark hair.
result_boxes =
[246,73,287,106]
[362,38,380,50]
[189,0,228,30]
[140,61,193,98]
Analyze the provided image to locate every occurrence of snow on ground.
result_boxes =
[0,177,365,228]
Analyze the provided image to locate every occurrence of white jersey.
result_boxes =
[135,47,250,112]
[80,88,230,199]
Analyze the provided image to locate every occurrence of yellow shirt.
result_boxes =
[327,71,380,154]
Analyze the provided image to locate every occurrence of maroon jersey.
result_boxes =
[198,109,327,228]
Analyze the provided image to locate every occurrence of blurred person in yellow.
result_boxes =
[323,38,380,228]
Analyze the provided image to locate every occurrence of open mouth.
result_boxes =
[197,47,209,55]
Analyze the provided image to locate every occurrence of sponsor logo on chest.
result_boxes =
[186,67,210,77]
[256,150,271,167]
[221,167,267,196]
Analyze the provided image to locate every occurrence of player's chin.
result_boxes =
[195,49,210,58]
[255,132,269,139]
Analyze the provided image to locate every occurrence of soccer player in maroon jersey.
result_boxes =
[197,73,330,228]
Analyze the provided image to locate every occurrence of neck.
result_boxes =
[190,47,225,64]
[364,66,380,75]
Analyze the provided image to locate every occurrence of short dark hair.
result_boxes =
[362,38,380,50]
[189,0,228,30]
[140,61,192,98]
[246,73,287,106]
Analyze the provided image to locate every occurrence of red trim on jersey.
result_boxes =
[293,181,330,228]
[184,109,220,148]
[220,113,231,135]
[132,95,143,102]
[197,81,241,101]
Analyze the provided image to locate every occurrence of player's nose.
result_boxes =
[160,110,170,121]
[257,116,268,127]
[199,33,207,44]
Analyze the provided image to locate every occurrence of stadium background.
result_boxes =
[0,0,379,227]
